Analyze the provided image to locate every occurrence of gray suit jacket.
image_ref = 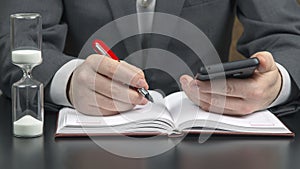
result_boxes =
[1,0,300,112]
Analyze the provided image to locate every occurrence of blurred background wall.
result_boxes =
[229,0,300,61]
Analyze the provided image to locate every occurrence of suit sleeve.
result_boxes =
[0,0,74,111]
[236,0,300,103]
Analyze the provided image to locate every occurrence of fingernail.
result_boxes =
[180,77,188,85]
[137,79,147,88]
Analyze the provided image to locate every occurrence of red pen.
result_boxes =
[92,39,154,103]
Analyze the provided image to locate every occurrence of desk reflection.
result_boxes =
[52,136,291,169]
[12,136,45,169]
[176,138,291,169]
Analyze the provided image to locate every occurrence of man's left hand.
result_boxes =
[180,51,282,116]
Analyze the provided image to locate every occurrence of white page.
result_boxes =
[61,90,174,128]
[164,92,204,129]
[163,91,290,132]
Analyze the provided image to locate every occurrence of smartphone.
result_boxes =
[195,58,260,81]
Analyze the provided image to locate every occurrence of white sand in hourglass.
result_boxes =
[12,50,42,64]
[14,114,43,137]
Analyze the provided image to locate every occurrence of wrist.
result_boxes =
[268,62,292,108]
[50,59,84,107]
[66,72,74,106]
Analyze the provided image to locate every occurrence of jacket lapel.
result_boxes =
[107,0,142,56]
[106,0,186,55]
[150,0,185,50]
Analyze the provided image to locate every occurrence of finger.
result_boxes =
[191,78,248,98]
[199,101,251,116]
[70,88,120,116]
[199,93,249,111]
[251,51,277,73]
[179,76,254,115]
[188,89,246,111]
[120,61,149,89]
[87,54,118,76]
[88,54,148,88]
[199,101,229,114]
[91,92,136,112]
[180,75,194,90]
[77,105,119,116]
[180,75,201,103]
[92,73,148,105]
[180,75,242,105]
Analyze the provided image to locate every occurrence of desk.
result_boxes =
[1,95,300,169]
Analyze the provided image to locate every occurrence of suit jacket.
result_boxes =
[1,0,300,112]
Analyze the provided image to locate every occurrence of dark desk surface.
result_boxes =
[1,95,300,169]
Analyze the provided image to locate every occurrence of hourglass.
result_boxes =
[11,13,44,137]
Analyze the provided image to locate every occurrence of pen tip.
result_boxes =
[137,88,154,103]
[148,95,154,103]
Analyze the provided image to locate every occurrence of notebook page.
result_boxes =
[216,110,287,129]
[61,90,174,128]
[164,92,201,128]
[164,91,290,132]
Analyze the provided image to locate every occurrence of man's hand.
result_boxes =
[68,54,149,116]
[180,51,282,116]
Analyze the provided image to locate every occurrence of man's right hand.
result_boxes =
[68,54,149,116]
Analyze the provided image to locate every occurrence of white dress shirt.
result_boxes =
[50,0,291,108]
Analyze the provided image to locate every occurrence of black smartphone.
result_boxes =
[195,58,260,81]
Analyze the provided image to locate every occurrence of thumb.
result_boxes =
[251,51,277,73]
[180,75,194,89]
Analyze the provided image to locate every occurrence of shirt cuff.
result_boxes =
[268,63,292,108]
[50,59,85,107]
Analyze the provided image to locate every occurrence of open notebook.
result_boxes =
[55,91,294,137]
